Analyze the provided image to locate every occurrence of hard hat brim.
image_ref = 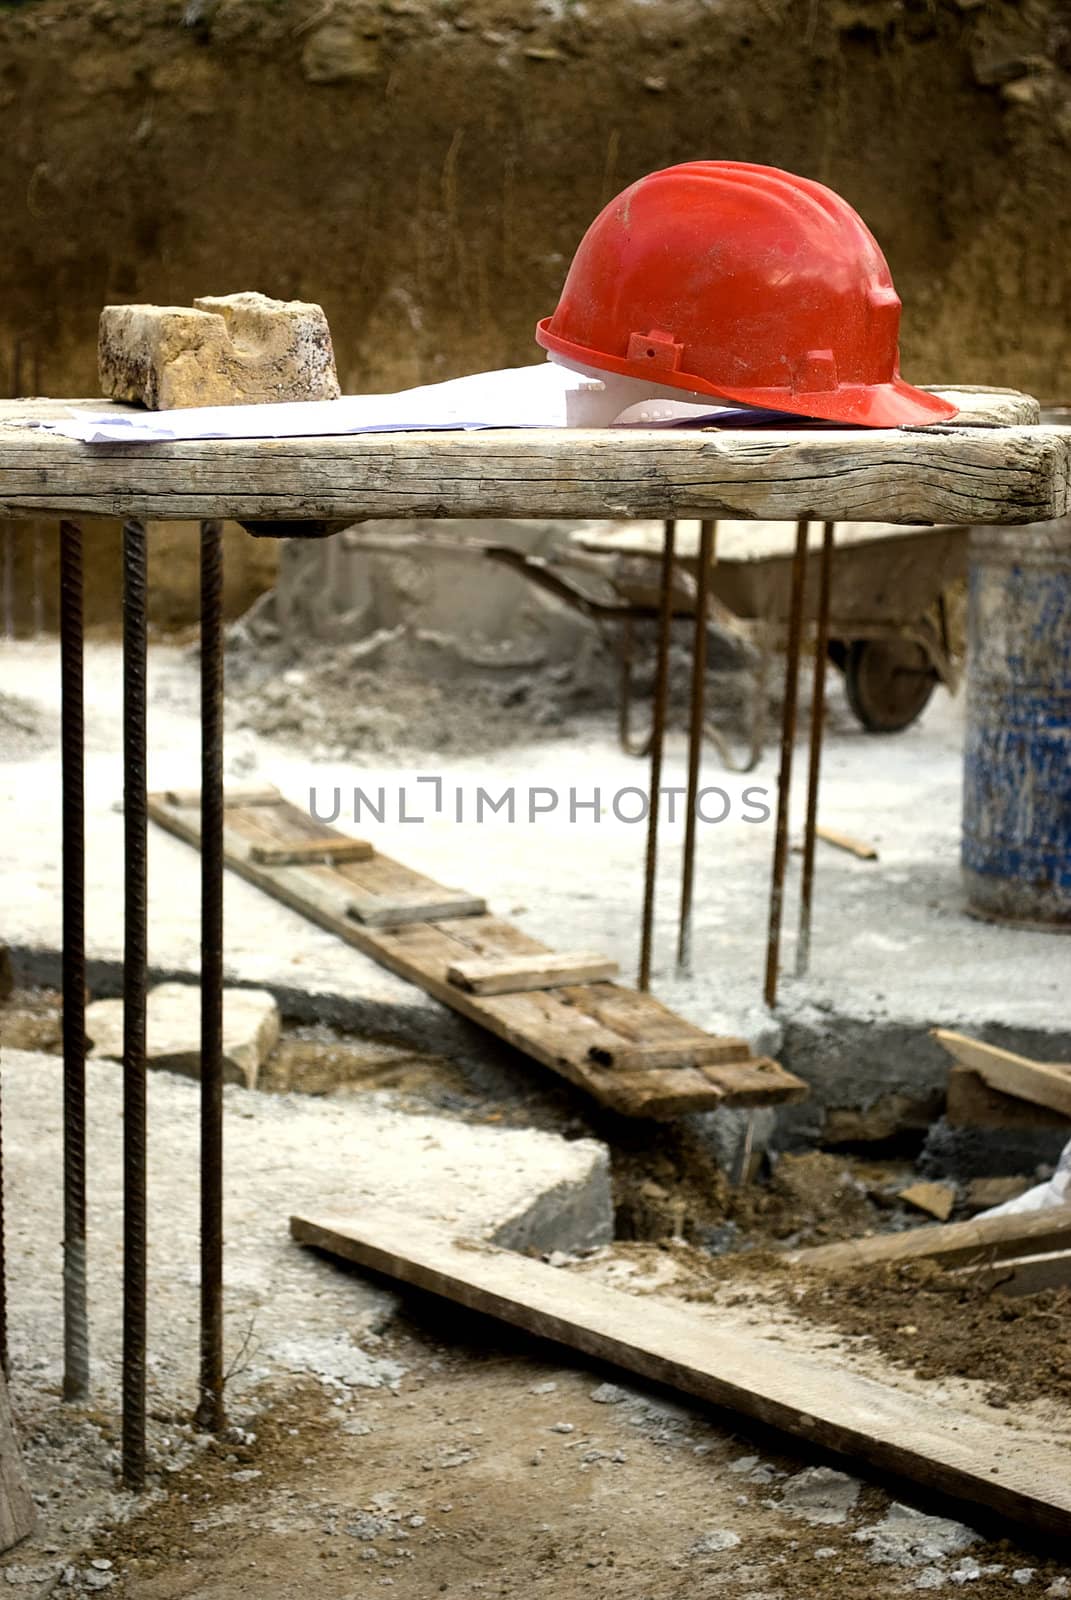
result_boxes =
[535,320,958,429]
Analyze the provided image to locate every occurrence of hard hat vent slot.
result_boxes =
[627,329,684,372]
[793,349,838,395]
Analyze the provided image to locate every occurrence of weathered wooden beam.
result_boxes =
[1,398,1066,528]
[291,1210,1071,1539]
[787,1204,1071,1273]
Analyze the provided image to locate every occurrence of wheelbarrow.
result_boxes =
[566,518,968,769]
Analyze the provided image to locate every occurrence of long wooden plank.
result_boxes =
[148,789,806,1119]
[934,1029,1071,1119]
[787,1204,1071,1273]
[291,1210,1071,1539]
[446,951,619,995]
[1,395,1065,528]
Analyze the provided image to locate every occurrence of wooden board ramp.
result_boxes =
[291,1210,1071,1540]
[147,787,806,1119]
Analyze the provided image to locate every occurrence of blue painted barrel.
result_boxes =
[962,518,1071,928]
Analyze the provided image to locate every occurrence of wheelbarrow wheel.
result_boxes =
[843,637,938,733]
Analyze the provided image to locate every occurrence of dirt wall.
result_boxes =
[2,0,1069,628]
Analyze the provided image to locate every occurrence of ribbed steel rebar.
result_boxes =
[677,520,716,973]
[797,523,835,977]
[638,519,677,991]
[197,521,226,1434]
[60,520,89,1401]
[121,520,148,1490]
[763,520,809,1009]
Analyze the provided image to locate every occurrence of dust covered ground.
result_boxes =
[4,988,1071,1598]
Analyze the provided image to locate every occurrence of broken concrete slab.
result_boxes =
[4,1042,612,1417]
[85,980,280,1089]
[98,292,340,410]
[778,1465,861,1526]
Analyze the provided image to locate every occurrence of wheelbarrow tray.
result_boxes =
[573,519,968,629]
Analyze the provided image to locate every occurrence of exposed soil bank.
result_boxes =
[2,0,1070,623]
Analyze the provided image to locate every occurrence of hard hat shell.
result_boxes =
[536,161,957,428]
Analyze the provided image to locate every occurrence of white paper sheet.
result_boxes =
[38,363,616,444]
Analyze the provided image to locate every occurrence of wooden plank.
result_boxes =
[586,1037,751,1071]
[947,1065,1071,1131]
[346,888,487,928]
[953,1249,1071,1299]
[165,784,282,808]
[147,789,807,1119]
[1,397,1066,529]
[446,951,619,995]
[933,1029,1071,1119]
[787,1204,1071,1273]
[291,1210,1071,1539]
[815,825,878,861]
[0,1372,34,1554]
[249,837,374,866]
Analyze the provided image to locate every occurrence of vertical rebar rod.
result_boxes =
[763,519,809,1010]
[0,1050,7,1379]
[197,522,226,1434]
[677,519,716,973]
[60,520,89,1402]
[797,522,835,978]
[121,519,148,1491]
[638,519,676,992]
[2,530,13,641]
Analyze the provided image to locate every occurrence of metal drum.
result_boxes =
[963,517,1071,929]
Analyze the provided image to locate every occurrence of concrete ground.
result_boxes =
[1,1044,609,1582]
[1,637,1068,1142]
[2,639,1070,1597]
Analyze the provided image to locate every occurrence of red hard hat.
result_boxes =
[536,161,956,428]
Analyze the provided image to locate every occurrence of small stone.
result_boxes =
[529,1381,557,1395]
[408,1516,425,1529]
[302,22,382,85]
[690,1530,742,1556]
[550,1423,574,1434]
[857,1503,977,1567]
[86,981,280,1088]
[964,1176,1032,1213]
[1013,1573,1036,1587]
[898,1181,956,1221]
[915,1568,947,1591]
[1046,1581,1071,1597]
[779,1466,860,1526]
[346,1513,392,1541]
[589,1383,625,1405]
[342,1419,373,1436]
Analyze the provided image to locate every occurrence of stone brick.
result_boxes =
[98,291,340,410]
[85,981,280,1089]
